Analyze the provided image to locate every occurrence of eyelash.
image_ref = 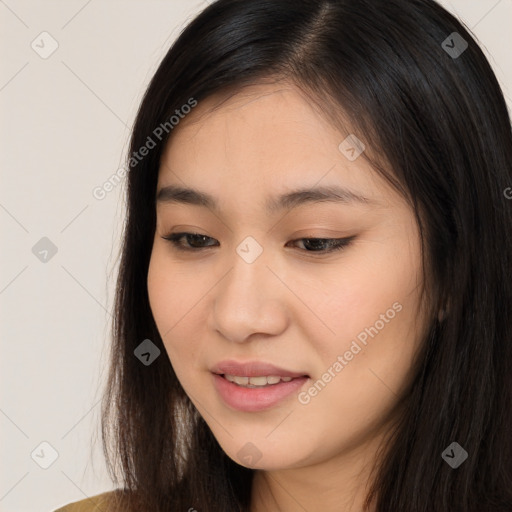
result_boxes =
[161,232,356,255]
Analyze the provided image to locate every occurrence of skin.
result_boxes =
[147,81,430,512]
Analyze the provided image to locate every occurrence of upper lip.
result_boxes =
[211,360,309,378]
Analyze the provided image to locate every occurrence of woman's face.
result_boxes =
[147,82,428,471]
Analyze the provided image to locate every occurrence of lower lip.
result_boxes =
[212,373,309,412]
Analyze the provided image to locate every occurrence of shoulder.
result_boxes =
[53,490,119,512]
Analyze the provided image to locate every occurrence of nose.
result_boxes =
[208,243,289,343]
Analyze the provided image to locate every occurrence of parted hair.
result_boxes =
[100,1,512,510]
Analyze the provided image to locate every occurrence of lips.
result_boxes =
[212,373,310,412]
[210,359,309,379]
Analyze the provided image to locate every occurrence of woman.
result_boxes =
[55,0,512,510]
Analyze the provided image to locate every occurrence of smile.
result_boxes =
[223,374,294,387]
[212,373,309,412]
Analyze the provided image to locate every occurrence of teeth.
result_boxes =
[249,376,270,386]
[226,375,249,385]
[224,374,295,387]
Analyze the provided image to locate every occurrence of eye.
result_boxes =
[161,232,356,255]
[162,232,219,251]
[288,237,355,253]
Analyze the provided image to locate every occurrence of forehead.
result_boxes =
[167,82,347,149]
[157,82,396,213]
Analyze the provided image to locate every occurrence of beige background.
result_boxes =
[0,1,510,511]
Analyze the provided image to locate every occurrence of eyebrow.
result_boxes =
[156,184,378,214]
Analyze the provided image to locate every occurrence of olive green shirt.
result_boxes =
[53,491,116,511]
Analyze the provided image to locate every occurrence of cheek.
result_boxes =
[147,251,177,332]
[306,232,424,395]
[147,248,204,372]
[311,237,421,347]
[147,243,205,327]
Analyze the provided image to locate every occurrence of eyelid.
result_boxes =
[161,231,356,255]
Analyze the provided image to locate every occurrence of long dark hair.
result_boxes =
[100,1,512,510]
